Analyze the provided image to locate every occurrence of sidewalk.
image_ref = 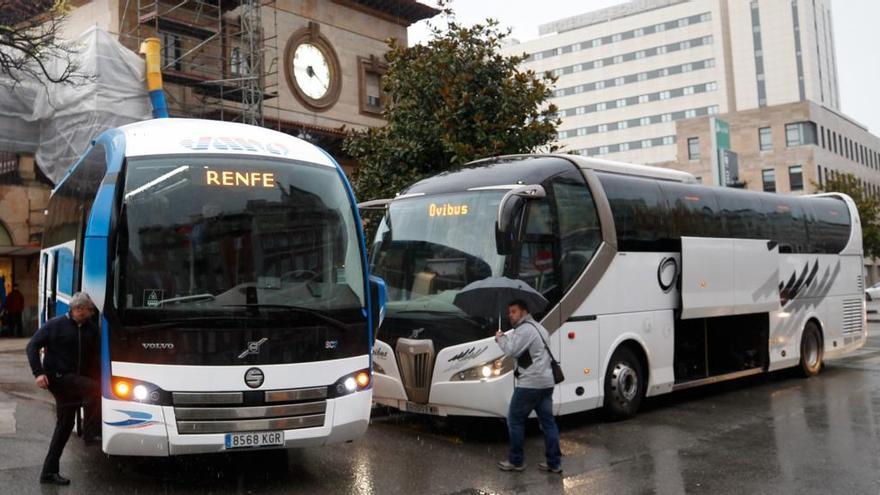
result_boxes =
[0,338,28,353]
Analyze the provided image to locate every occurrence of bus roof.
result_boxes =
[118,118,336,167]
[474,154,697,183]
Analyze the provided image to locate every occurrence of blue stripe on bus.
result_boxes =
[101,314,111,398]
[55,299,69,316]
[85,184,116,237]
[317,149,375,365]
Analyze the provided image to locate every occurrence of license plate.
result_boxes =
[224,431,284,449]
[404,401,438,415]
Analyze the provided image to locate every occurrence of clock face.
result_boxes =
[293,43,331,100]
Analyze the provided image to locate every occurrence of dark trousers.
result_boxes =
[506,386,561,469]
[8,312,22,337]
[42,374,100,475]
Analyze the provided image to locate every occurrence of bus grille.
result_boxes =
[172,386,327,435]
[395,338,435,404]
[842,298,863,334]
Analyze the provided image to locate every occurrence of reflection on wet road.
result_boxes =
[2,326,880,494]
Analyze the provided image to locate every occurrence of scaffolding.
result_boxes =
[119,0,280,126]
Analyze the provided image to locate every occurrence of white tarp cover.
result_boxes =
[0,27,151,183]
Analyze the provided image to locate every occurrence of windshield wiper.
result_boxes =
[222,304,351,332]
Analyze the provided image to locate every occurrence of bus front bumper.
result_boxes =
[101,390,372,456]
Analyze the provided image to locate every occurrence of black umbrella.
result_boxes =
[452,277,549,321]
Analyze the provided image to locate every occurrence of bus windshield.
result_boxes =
[111,155,367,365]
[370,191,508,347]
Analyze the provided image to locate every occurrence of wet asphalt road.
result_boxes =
[2,323,880,494]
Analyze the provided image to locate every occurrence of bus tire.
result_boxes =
[603,346,645,421]
[798,322,823,377]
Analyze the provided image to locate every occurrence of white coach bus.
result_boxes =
[39,118,385,455]
[366,154,865,419]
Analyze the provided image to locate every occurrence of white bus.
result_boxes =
[39,118,385,455]
[366,154,865,419]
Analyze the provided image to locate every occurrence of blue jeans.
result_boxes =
[507,387,561,469]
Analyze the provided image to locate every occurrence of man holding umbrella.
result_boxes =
[494,299,562,474]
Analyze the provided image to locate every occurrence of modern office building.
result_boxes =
[504,0,842,165]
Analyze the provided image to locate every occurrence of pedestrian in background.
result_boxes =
[6,283,24,337]
[494,299,562,474]
[26,292,101,486]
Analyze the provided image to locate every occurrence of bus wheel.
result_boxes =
[799,322,823,377]
[603,346,645,421]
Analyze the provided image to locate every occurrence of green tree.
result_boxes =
[814,173,880,259]
[343,7,560,202]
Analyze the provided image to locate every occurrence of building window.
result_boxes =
[685,109,696,118]
[635,50,646,59]
[785,122,817,147]
[640,117,651,126]
[613,55,624,64]
[599,146,609,155]
[620,142,630,151]
[759,127,772,151]
[592,39,602,48]
[617,98,627,107]
[594,59,604,69]
[358,56,388,116]
[688,137,700,160]
[638,72,648,81]
[661,113,672,122]
[708,105,719,115]
[598,124,608,133]
[615,77,625,86]
[659,90,670,100]
[160,31,182,70]
[595,80,605,90]
[789,165,803,190]
[596,102,606,111]
[612,33,622,42]
[657,45,667,54]
[684,86,695,95]
[642,139,652,148]
[662,136,675,145]
[762,168,776,192]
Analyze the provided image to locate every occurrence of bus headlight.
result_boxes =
[111,376,169,405]
[328,368,372,398]
[451,356,515,381]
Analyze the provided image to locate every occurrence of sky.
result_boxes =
[408,0,880,135]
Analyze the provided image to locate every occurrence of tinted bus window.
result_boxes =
[716,189,770,239]
[658,181,723,239]
[806,197,851,253]
[596,173,670,251]
[551,171,602,290]
[760,195,807,253]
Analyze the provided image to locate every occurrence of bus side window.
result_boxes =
[551,171,602,291]
[517,200,558,301]
[596,172,670,252]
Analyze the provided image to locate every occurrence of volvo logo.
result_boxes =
[142,342,174,350]
[238,338,268,359]
[244,367,264,388]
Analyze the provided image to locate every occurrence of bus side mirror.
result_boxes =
[495,185,546,255]
[369,275,387,341]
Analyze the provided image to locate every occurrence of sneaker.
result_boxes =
[497,460,525,472]
[538,463,563,474]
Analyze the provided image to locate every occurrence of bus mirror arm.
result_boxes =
[495,185,546,254]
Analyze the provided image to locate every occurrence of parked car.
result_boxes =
[866,281,880,301]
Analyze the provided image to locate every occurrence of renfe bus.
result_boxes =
[38,118,385,455]
[367,154,865,419]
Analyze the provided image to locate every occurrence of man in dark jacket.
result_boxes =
[26,292,100,486]
[6,284,25,337]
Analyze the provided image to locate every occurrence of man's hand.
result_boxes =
[495,329,504,342]
[35,374,49,389]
